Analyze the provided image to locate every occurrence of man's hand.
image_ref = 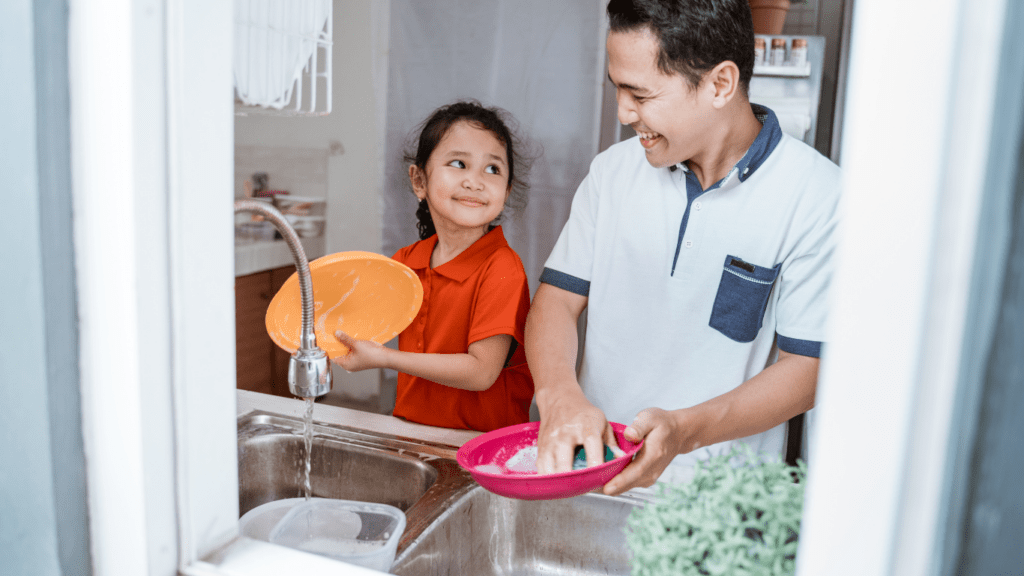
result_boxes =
[602,351,818,495]
[526,283,612,473]
[535,387,618,474]
[603,407,688,495]
[331,330,390,372]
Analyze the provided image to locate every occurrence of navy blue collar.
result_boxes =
[672,104,783,188]
[735,104,782,182]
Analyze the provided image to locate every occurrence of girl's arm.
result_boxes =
[331,330,512,392]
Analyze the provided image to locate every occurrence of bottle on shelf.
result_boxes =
[790,38,808,68]
[769,38,787,66]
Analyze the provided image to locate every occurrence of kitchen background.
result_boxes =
[232,0,854,413]
[7,0,1024,574]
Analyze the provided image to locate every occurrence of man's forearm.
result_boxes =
[677,351,818,453]
[524,284,589,407]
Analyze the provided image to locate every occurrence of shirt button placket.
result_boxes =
[685,200,701,249]
[417,272,429,352]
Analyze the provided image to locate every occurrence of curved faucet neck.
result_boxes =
[234,199,331,398]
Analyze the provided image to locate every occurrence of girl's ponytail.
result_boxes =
[415,198,436,241]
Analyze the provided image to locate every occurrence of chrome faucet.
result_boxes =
[234,199,332,398]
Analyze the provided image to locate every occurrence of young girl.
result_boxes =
[332,100,534,432]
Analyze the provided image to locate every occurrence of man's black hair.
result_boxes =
[607,0,755,94]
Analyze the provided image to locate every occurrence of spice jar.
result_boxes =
[769,38,787,66]
[790,38,808,68]
[754,37,766,66]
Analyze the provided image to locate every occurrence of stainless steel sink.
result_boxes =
[238,411,644,574]
[391,486,642,576]
[237,411,475,553]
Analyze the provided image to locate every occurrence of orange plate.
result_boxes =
[265,251,423,357]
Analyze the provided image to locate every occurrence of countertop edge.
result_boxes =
[234,236,327,277]
[236,390,482,448]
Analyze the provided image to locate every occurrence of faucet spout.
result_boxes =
[234,199,332,398]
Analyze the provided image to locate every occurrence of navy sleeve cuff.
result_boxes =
[540,267,590,296]
[777,334,822,358]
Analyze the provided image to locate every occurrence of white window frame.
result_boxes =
[68,1,1017,575]
[70,1,380,574]
[797,0,1017,575]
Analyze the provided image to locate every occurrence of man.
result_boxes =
[525,0,840,494]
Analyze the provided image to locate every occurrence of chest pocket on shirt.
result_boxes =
[709,255,782,343]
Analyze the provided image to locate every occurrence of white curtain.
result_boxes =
[383,0,607,293]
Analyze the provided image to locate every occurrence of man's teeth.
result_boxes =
[638,131,660,140]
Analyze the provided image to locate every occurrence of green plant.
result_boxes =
[625,446,807,576]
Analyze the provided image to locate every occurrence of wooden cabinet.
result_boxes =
[235,265,296,397]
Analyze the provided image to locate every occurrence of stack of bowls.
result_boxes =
[273,195,326,238]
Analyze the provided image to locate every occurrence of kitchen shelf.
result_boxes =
[235,235,326,277]
[753,62,812,78]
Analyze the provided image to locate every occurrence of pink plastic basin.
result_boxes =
[456,422,643,500]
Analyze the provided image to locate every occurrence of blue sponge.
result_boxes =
[572,445,616,470]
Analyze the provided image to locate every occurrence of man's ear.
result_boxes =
[409,165,427,200]
[706,61,741,109]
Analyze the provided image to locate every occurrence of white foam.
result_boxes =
[504,445,538,473]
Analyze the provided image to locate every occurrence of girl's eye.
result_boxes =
[485,165,501,175]
[448,159,466,168]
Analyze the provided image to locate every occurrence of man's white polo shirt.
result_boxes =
[541,106,841,478]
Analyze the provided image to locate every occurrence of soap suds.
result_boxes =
[504,445,539,473]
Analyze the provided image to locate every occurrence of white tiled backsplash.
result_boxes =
[234,145,329,224]
[235,145,329,199]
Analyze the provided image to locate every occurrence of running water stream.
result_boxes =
[302,397,315,500]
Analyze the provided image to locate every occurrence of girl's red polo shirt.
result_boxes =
[391,226,534,432]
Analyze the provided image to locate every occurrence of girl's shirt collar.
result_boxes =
[403,226,509,281]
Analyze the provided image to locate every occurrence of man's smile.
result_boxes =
[634,126,662,149]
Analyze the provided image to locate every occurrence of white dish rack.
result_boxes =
[234,0,333,116]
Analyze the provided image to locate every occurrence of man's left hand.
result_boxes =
[602,407,689,495]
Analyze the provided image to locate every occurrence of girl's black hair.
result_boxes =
[607,0,755,95]
[404,100,531,240]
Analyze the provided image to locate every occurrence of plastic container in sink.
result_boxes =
[239,498,306,542]
[268,498,406,572]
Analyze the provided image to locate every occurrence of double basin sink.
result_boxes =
[238,411,643,575]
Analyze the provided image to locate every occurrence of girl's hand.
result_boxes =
[331,331,391,372]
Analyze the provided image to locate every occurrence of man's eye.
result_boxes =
[448,159,465,168]
[486,165,501,175]
[632,94,646,103]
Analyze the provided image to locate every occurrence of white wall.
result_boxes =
[234,0,388,401]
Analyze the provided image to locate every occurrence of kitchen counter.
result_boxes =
[236,389,482,450]
[234,236,327,277]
